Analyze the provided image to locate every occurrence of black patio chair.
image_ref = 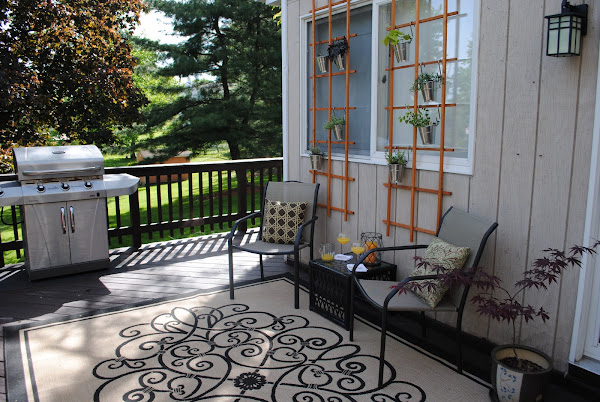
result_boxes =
[349,206,498,386]
[227,181,320,309]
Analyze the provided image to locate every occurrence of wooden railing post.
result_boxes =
[236,167,248,234]
[129,192,142,249]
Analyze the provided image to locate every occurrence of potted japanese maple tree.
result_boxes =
[409,241,600,402]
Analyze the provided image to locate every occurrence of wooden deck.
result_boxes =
[0,229,303,402]
[0,230,596,402]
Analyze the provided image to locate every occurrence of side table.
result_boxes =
[309,257,396,330]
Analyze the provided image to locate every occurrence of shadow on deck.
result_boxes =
[0,229,301,325]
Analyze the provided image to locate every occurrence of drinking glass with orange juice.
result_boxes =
[319,243,335,262]
[337,233,350,254]
[351,241,366,264]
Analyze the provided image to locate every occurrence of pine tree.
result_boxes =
[139,0,282,160]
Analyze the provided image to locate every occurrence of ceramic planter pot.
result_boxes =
[333,124,344,141]
[490,345,552,402]
[316,55,328,73]
[310,154,323,170]
[420,80,436,102]
[418,125,436,145]
[392,42,410,63]
[388,164,405,184]
[333,54,345,70]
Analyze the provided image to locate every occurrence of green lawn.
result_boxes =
[108,170,264,249]
[0,165,267,265]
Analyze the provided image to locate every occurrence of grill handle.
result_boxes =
[21,166,102,176]
[60,207,67,234]
[69,206,75,233]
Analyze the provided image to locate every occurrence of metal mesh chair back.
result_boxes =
[262,181,319,243]
[436,207,497,309]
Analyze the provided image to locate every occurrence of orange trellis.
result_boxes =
[383,0,455,241]
[309,0,355,221]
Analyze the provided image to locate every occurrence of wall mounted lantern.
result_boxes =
[545,0,588,56]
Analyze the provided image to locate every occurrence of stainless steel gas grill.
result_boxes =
[0,145,139,279]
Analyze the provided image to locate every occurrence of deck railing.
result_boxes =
[0,157,283,267]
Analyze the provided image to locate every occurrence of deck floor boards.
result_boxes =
[0,229,304,402]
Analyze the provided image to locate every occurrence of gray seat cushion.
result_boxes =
[358,280,459,312]
[233,240,308,255]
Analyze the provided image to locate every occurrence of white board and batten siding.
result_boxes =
[283,0,600,372]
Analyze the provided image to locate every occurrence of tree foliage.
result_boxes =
[138,0,282,160]
[0,0,149,169]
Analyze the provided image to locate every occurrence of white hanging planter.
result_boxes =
[418,124,437,145]
[316,55,328,73]
[420,80,436,102]
[333,54,345,71]
[333,125,344,141]
[310,154,323,170]
[388,164,405,184]
[392,42,410,63]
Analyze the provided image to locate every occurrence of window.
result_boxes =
[306,5,372,157]
[303,0,476,173]
[376,0,476,171]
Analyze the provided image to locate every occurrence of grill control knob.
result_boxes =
[36,184,45,193]
[84,181,93,189]
[61,182,70,191]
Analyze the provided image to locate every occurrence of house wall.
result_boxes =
[284,0,600,372]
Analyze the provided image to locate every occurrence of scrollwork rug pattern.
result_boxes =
[5,277,488,401]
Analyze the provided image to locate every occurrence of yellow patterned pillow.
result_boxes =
[262,200,309,244]
[410,237,470,308]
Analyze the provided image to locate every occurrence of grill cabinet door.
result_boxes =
[24,202,71,270]
[67,198,109,265]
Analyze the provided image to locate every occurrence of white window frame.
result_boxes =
[300,0,479,175]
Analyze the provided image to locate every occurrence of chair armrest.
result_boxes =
[227,211,263,241]
[294,216,318,248]
[350,244,428,275]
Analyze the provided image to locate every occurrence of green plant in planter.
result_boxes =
[327,38,349,59]
[382,29,411,46]
[323,115,345,130]
[307,147,325,156]
[385,149,407,165]
[398,107,432,127]
[410,72,444,92]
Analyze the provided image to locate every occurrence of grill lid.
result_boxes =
[13,145,105,181]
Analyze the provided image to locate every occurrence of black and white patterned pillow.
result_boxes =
[262,200,308,244]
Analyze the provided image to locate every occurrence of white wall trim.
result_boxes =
[569,39,600,369]
[281,0,289,180]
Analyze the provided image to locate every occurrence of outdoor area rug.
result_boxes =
[4,276,490,401]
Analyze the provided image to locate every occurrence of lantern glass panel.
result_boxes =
[559,20,570,54]
[547,17,559,54]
